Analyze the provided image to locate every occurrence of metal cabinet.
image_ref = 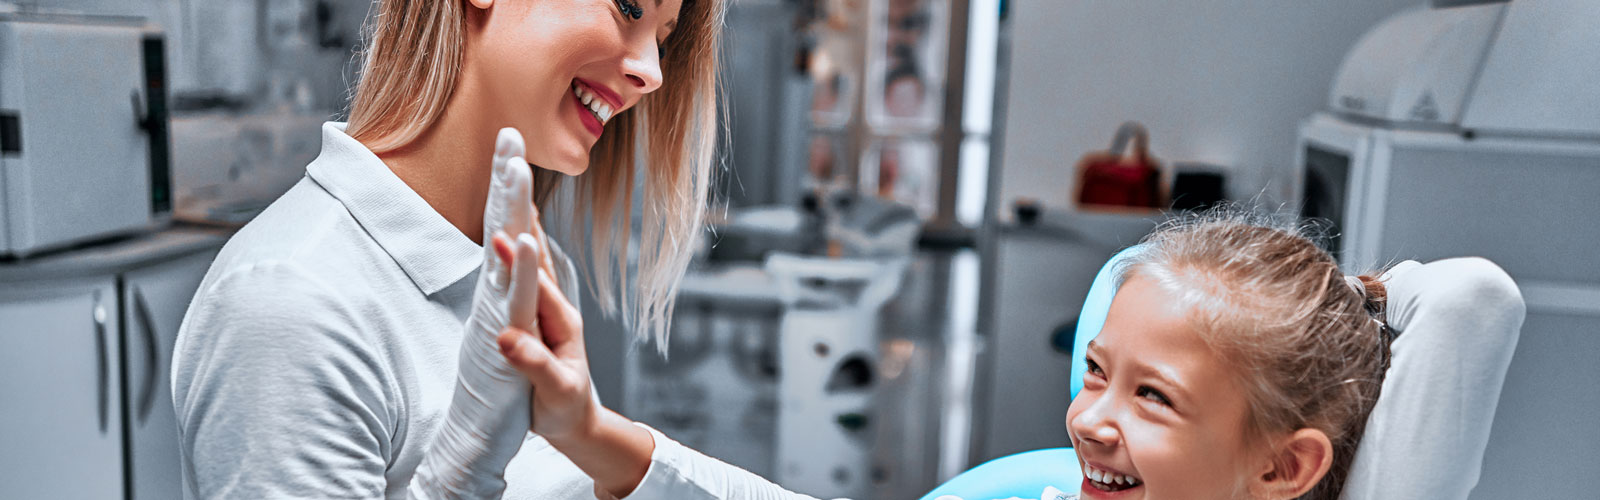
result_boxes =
[0,227,225,499]
[0,278,125,499]
[122,250,215,500]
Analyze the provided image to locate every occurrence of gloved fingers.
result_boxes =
[494,127,525,168]
[501,155,534,238]
[483,129,525,238]
[483,129,532,249]
[484,158,532,294]
[507,233,543,331]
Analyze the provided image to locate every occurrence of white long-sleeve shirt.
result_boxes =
[172,122,813,499]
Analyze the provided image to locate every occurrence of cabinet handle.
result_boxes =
[133,287,161,424]
[92,295,109,435]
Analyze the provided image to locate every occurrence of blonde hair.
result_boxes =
[346,0,725,346]
[1119,208,1390,500]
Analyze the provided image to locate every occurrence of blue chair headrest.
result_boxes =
[1069,245,1145,401]
[916,448,1082,500]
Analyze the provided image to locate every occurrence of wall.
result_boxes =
[995,0,1422,212]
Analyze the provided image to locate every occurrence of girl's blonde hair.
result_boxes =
[1119,208,1390,500]
[345,0,725,346]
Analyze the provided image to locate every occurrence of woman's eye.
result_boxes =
[614,0,642,20]
[1137,386,1172,407]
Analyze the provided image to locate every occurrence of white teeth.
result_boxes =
[1083,465,1140,487]
[571,82,614,125]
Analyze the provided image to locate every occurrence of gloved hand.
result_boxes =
[410,128,546,498]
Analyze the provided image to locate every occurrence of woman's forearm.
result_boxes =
[547,407,655,498]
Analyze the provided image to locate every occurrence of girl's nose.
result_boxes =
[1068,397,1122,449]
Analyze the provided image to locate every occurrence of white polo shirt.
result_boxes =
[172,122,819,500]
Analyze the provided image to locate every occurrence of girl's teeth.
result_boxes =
[1084,465,1140,487]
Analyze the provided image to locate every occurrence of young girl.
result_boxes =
[498,209,1523,500]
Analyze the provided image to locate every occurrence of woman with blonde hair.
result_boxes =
[170,0,815,498]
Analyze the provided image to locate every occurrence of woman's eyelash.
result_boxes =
[615,0,643,20]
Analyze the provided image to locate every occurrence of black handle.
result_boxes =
[133,287,161,424]
[92,295,109,435]
[141,34,172,215]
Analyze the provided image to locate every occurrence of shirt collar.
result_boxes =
[305,122,481,296]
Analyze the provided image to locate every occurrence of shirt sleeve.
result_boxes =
[621,423,841,500]
[1340,258,1526,500]
[173,261,400,499]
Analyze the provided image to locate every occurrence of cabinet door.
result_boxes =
[0,278,124,499]
[122,249,218,500]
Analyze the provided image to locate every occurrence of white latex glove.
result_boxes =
[409,128,545,498]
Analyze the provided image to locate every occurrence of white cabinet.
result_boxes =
[0,227,225,499]
[122,250,216,500]
[0,278,125,499]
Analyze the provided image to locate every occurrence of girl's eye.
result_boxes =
[1137,386,1172,407]
[1085,359,1104,378]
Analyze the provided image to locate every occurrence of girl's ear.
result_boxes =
[1252,428,1334,499]
[468,0,494,9]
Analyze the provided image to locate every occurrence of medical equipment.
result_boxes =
[768,253,907,500]
[1294,2,1600,497]
[0,14,172,257]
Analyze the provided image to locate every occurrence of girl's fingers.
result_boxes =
[498,327,559,388]
[536,268,584,356]
[490,231,516,290]
[498,327,583,397]
[529,213,557,278]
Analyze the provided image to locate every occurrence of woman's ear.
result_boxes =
[1252,428,1334,499]
[468,0,494,9]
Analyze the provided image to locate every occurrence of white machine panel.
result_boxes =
[1460,0,1600,137]
[1327,3,1503,126]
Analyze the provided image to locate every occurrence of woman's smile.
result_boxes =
[570,78,623,139]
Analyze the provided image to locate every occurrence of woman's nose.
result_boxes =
[1068,397,1122,448]
[621,40,663,94]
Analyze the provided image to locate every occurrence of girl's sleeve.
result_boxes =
[1340,258,1526,500]
[621,424,838,500]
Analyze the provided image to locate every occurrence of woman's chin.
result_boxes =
[531,150,590,177]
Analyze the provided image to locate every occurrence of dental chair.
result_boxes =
[921,246,1525,500]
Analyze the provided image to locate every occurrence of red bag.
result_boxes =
[1074,122,1166,210]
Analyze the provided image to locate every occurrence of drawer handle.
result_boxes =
[92,295,109,435]
[133,287,161,424]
